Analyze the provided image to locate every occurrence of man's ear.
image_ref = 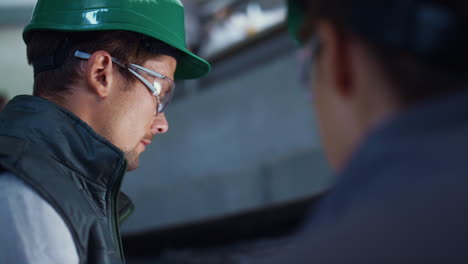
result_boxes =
[85,50,115,98]
[317,21,354,98]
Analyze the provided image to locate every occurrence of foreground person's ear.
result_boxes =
[317,21,354,99]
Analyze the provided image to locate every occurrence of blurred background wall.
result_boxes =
[0,0,34,98]
[122,24,332,232]
[0,0,333,262]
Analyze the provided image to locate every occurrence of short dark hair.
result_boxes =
[301,0,468,106]
[27,30,182,101]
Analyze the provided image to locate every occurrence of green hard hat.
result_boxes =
[23,0,211,80]
[287,0,307,45]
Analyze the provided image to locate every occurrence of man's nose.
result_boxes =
[151,113,169,134]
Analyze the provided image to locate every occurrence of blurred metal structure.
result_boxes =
[121,23,332,263]
[122,22,332,233]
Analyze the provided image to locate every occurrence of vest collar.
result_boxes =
[0,95,127,189]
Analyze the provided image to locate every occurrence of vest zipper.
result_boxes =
[112,160,127,263]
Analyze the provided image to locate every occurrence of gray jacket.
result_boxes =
[252,90,468,263]
[0,172,78,263]
[0,95,133,264]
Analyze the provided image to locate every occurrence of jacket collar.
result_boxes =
[341,89,468,179]
[0,95,127,189]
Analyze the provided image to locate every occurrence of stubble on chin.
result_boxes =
[124,150,140,171]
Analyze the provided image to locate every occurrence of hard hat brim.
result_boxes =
[23,7,211,80]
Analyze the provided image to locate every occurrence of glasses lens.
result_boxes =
[301,35,321,90]
[155,79,175,114]
[129,64,176,115]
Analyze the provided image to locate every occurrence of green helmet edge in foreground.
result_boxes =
[23,0,211,80]
[287,0,307,45]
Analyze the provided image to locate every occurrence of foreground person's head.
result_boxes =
[288,0,468,171]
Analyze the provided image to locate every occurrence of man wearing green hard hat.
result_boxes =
[249,0,468,263]
[0,0,209,263]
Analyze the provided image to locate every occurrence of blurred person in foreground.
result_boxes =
[251,0,468,263]
[0,0,210,263]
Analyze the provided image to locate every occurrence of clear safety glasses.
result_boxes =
[75,50,175,115]
[301,35,322,89]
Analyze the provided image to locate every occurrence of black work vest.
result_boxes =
[0,95,133,264]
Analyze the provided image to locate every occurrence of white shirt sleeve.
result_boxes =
[0,172,79,264]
